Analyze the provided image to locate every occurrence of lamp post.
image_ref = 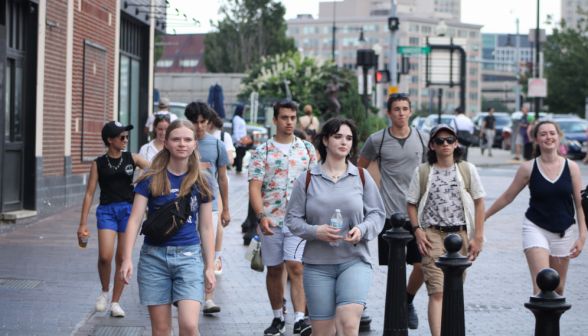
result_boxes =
[434,20,447,124]
[332,0,336,63]
[534,0,541,120]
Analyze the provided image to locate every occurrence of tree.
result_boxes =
[204,0,296,73]
[543,13,588,114]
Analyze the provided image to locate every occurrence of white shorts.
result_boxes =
[522,217,574,258]
[259,225,305,267]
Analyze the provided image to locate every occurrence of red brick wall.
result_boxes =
[70,0,116,176]
[42,0,68,177]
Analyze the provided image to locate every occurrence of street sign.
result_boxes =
[388,86,398,95]
[398,46,430,54]
[528,78,547,98]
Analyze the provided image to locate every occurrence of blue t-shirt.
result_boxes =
[198,133,230,211]
[134,171,213,247]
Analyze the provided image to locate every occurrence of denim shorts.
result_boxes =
[303,259,372,320]
[96,202,133,233]
[137,244,205,306]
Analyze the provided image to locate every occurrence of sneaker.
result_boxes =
[514,157,520,161]
[95,292,109,312]
[293,319,312,336]
[407,302,419,330]
[214,257,223,275]
[264,318,285,336]
[489,153,493,157]
[481,147,485,155]
[110,302,125,317]
[282,298,288,314]
[203,301,221,314]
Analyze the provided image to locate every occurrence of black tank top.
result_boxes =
[525,158,575,233]
[95,152,136,205]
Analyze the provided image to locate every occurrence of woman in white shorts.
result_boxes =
[486,121,586,295]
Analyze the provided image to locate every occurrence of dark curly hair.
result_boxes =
[426,138,465,164]
[273,99,298,118]
[314,118,359,163]
[184,101,211,123]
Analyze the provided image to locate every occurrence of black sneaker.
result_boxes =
[282,298,288,314]
[264,318,285,336]
[293,319,312,336]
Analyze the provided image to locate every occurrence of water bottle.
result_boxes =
[329,209,343,246]
[79,232,89,249]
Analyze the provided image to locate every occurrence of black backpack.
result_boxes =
[140,185,201,244]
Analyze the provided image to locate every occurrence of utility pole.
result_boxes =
[515,18,521,111]
[534,0,540,119]
[332,1,336,63]
[389,0,398,92]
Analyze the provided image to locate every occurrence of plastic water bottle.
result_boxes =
[79,232,89,249]
[330,209,343,246]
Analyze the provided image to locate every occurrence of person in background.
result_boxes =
[298,105,319,140]
[232,104,248,173]
[138,114,170,173]
[209,109,235,167]
[285,118,385,336]
[480,107,496,157]
[77,121,149,317]
[144,98,178,135]
[451,107,474,161]
[514,106,530,161]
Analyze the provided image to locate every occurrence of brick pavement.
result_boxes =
[2,167,588,335]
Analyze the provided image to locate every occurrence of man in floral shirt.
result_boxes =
[249,100,317,336]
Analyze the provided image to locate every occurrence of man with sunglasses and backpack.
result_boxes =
[357,93,428,330]
[406,124,486,336]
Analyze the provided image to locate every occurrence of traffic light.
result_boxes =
[375,70,391,83]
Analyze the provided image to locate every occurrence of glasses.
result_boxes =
[433,136,456,145]
[155,114,171,121]
[389,93,409,99]
[118,135,129,141]
[274,99,298,108]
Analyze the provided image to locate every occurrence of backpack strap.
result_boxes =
[418,163,431,204]
[220,131,225,142]
[456,161,471,195]
[215,139,220,179]
[414,128,426,163]
[376,128,388,171]
[305,169,312,192]
[358,168,365,187]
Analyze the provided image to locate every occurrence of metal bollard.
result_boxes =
[241,202,253,233]
[243,202,258,245]
[435,233,471,336]
[382,212,413,336]
[524,268,572,336]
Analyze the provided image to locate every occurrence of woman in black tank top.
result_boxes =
[485,121,586,296]
[77,121,149,316]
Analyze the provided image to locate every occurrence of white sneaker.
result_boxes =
[95,292,109,312]
[110,302,125,317]
[202,300,221,314]
[214,257,223,275]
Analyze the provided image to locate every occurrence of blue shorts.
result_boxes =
[137,244,205,306]
[303,259,372,320]
[96,202,132,233]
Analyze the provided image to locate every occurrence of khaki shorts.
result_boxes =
[422,227,469,295]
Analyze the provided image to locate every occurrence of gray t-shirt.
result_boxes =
[360,127,429,217]
[198,133,230,211]
[422,165,465,227]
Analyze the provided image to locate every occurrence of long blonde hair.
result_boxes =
[135,120,213,201]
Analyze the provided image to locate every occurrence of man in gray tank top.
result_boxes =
[357,93,429,330]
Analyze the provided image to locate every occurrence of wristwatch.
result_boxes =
[412,226,422,233]
[257,213,267,223]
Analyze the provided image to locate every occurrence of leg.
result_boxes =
[147,304,173,336]
[285,260,306,314]
[428,293,443,336]
[524,247,551,295]
[282,267,288,313]
[303,263,336,336]
[97,229,118,292]
[267,263,286,310]
[215,200,224,252]
[112,232,126,303]
[177,300,202,336]
[516,144,521,159]
[407,263,424,295]
[334,304,364,336]
[549,256,570,296]
[310,320,336,336]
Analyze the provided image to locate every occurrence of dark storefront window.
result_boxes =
[119,17,142,153]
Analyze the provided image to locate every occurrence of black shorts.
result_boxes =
[377,218,422,266]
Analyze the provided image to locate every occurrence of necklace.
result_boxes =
[106,154,123,170]
[323,163,347,181]
[538,156,561,181]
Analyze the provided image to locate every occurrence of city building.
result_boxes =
[155,34,208,73]
[286,0,482,113]
[0,0,165,217]
[561,0,588,27]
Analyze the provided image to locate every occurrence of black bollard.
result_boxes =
[382,212,413,336]
[243,202,259,245]
[524,268,572,336]
[435,233,471,336]
[241,202,253,233]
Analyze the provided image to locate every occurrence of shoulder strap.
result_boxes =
[414,128,426,162]
[418,163,431,204]
[376,128,388,171]
[215,139,220,179]
[456,161,471,195]
[220,131,225,142]
[305,169,312,192]
[359,168,365,188]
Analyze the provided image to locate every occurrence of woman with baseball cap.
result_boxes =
[77,121,150,317]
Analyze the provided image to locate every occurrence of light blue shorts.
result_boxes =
[96,202,132,233]
[303,259,372,320]
[137,244,205,306]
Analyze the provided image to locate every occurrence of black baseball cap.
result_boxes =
[102,121,134,143]
[429,123,456,139]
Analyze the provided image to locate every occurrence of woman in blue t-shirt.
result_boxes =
[120,120,216,335]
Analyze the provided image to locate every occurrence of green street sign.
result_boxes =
[398,46,431,54]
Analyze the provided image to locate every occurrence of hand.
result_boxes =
[77,224,89,244]
[569,238,585,258]
[414,229,433,256]
[259,217,276,236]
[204,268,216,293]
[468,236,484,261]
[200,162,212,169]
[221,209,231,227]
[316,224,343,242]
[120,262,133,285]
[344,227,362,244]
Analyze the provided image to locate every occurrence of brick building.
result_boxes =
[0,0,164,217]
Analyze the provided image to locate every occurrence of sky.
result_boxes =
[165,0,561,35]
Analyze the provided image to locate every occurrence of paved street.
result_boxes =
[1,150,588,335]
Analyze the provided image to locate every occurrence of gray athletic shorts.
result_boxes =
[259,225,305,267]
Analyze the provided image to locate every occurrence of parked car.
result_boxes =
[153,102,188,120]
[552,114,581,119]
[554,118,588,160]
[472,112,511,148]
[421,115,457,135]
[223,122,269,149]
[411,117,426,130]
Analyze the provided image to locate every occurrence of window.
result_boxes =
[422,90,429,97]
[470,31,478,39]
[343,26,348,33]
[409,75,419,84]
[469,92,478,100]
[369,25,374,31]
[323,38,331,47]
[179,59,199,67]
[447,29,455,37]
[409,37,420,46]
[315,26,319,34]
[422,26,432,34]
[468,104,478,113]
[469,68,478,75]
[409,88,419,97]
[303,27,308,35]
[383,24,389,32]
[409,24,419,32]
[469,80,478,88]
[446,91,455,98]
[375,25,379,32]
[409,62,418,70]
[323,26,329,34]
[470,43,479,51]
[156,60,173,67]
[303,38,309,47]
[295,27,299,34]
[458,30,467,38]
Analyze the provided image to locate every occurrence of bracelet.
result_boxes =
[579,238,586,242]
[122,261,132,265]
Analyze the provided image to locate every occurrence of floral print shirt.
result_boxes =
[248,137,317,227]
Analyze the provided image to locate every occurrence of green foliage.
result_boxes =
[543,12,588,113]
[203,0,296,73]
[481,97,510,112]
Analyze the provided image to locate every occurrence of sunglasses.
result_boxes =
[118,135,129,141]
[389,93,409,99]
[274,99,298,108]
[155,114,171,121]
[433,136,456,145]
